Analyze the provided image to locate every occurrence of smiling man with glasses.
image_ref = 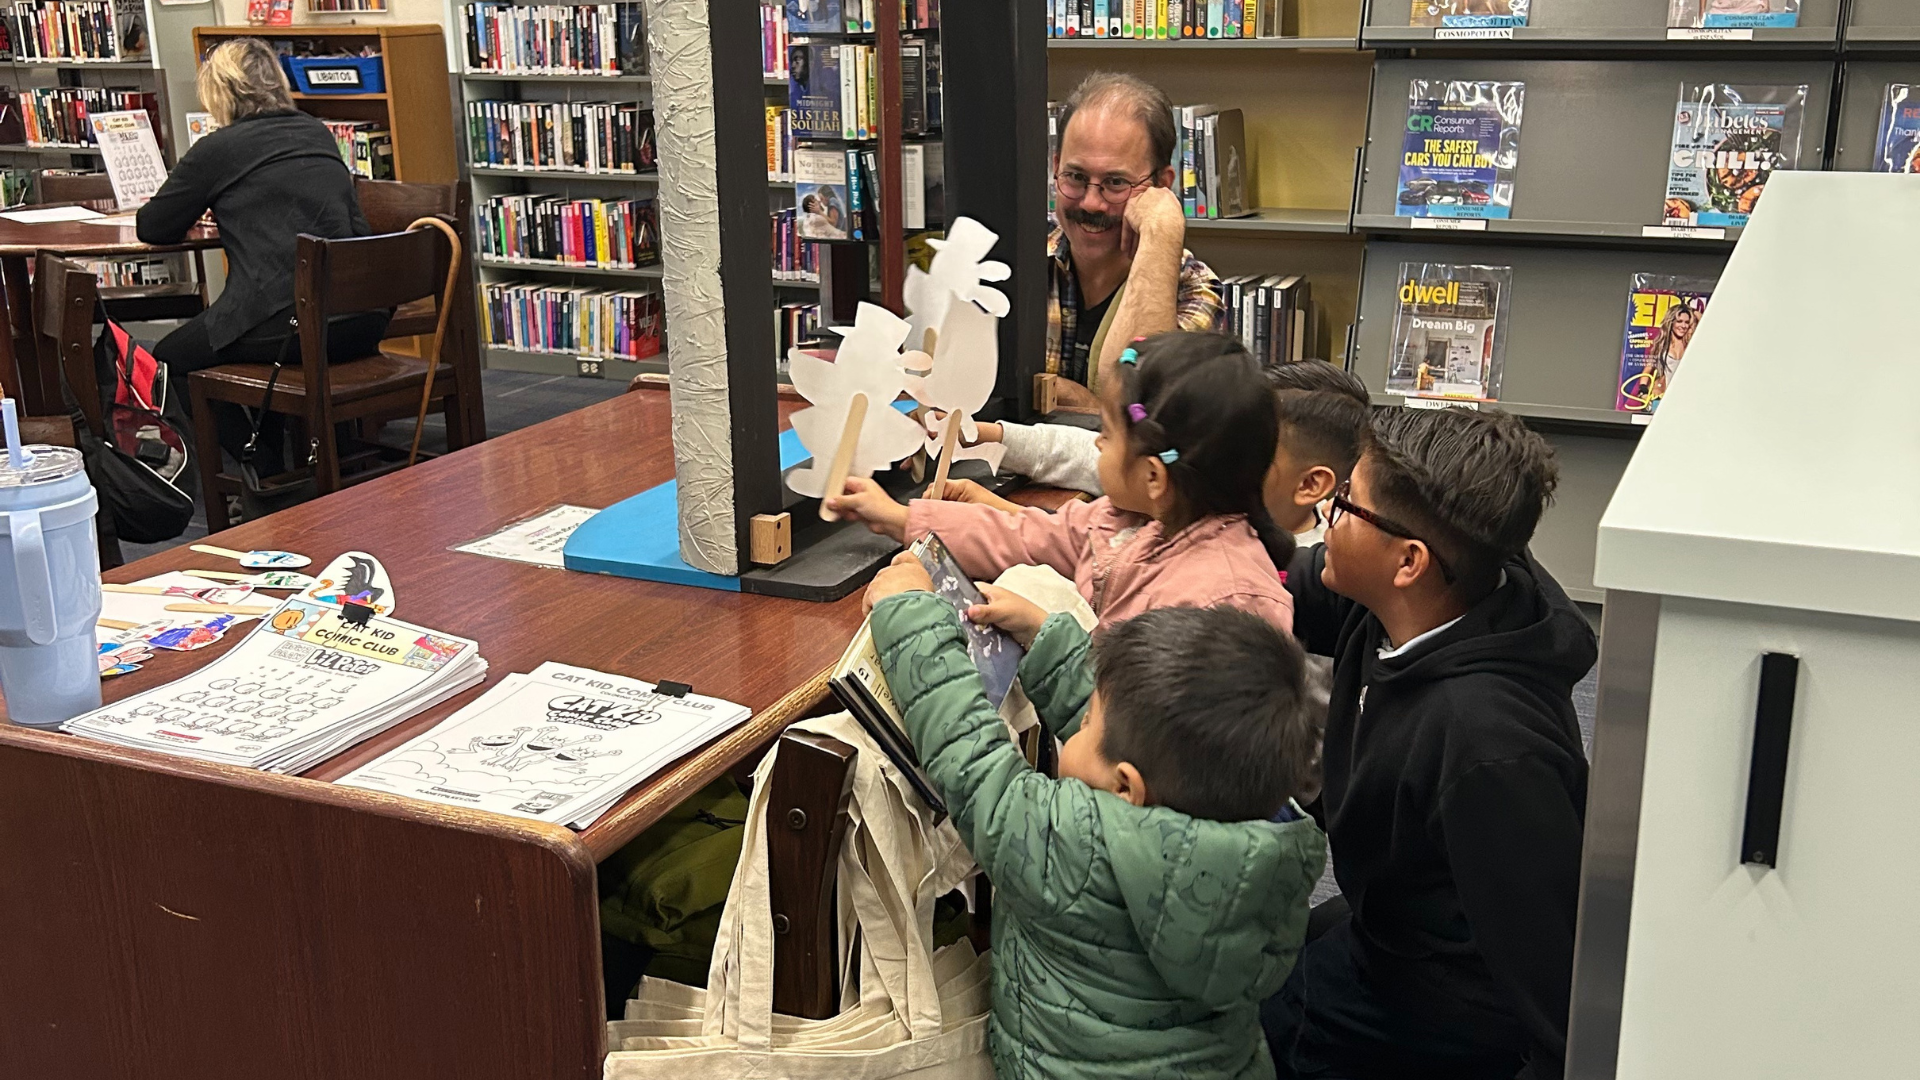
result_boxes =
[1045,72,1223,408]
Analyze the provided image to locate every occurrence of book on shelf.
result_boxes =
[786,0,841,36]
[787,41,840,138]
[1218,273,1311,368]
[761,1,789,78]
[900,35,944,136]
[8,86,159,149]
[462,1,648,76]
[466,99,655,174]
[481,280,664,361]
[774,300,821,360]
[1051,0,1287,38]
[475,192,660,268]
[10,0,145,62]
[793,145,850,240]
[900,141,944,231]
[1616,274,1713,415]
[771,207,821,280]
[1386,262,1511,402]
[765,104,793,179]
[322,119,394,181]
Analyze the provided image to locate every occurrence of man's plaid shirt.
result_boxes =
[1045,225,1224,387]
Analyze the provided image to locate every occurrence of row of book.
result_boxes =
[480,279,665,361]
[1048,0,1288,38]
[1219,273,1312,370]
[461,1,648,77]
[0,165,28,205]
[771,207,820,282]
[774,301,822,365]
[766,104,795,179]
[793,141,944,241]
[320,119,394,181]
[786,38,940,140]
[761,1,789,80]
[0,86,158,148]
[82,255,172,288]
[474,193,660,269]
[9,0,134,62]
[785,0,940,35]
[466,99,657,174]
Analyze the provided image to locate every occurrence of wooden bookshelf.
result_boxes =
[191,24,456,183]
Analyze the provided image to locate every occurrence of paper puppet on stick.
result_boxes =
[901,217,1010,355]
[785,303,928,516]
[908,293,1007,492]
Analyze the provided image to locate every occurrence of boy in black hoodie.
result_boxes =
[1263,406,1597,1080]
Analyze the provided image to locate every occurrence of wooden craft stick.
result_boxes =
[818,392,869,522]
[190,544,251,561]
[179,569,247,582]
[164,602,274,615]
[101,584,171,595]
[97,617,139,631]
[928,411,962,500]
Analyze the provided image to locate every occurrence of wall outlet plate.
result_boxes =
[576,357,604,378]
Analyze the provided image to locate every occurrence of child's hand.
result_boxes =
[825,476,909,541]
[967,584,1049,648]
[934,478,1026,516]
[863,551,935,613]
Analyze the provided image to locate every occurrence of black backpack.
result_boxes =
[62,315,198,544]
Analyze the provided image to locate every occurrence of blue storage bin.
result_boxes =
[287,54,385,95]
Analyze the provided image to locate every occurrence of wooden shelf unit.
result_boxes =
[191,24,457,184]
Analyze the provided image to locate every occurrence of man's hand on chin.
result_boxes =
[1051,379,1100,410]
[1120,185,1185,262]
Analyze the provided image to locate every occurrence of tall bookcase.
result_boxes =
[1050,0,1920,604]
[191,24,456,183]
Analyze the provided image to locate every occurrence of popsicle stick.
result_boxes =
[102,584,171,595]
[97,617,139,631]
[179,569,247,582]
[928,411,962,500]
[818,392,869,522]
[164,602,274,615]
[190,544,251,561]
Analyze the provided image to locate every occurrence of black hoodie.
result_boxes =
[1286,545,1597,1080]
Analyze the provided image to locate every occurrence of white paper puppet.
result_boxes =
[907,292,1006,476]
[785,302,930,500]
[902,216,1011,354]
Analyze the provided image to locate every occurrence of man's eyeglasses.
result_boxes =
[1328,480,1457,584]
[1054,169,1155,203]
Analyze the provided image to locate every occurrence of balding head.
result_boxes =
[1058,72,1177,176]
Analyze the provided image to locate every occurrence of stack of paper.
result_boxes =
[64,598,486,774]
[336,662,753,829]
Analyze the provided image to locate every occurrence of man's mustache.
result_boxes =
[1064,206,1121,231]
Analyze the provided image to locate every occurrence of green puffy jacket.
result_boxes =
[872,593,1327,1080]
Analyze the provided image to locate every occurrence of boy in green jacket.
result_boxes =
[866,555,1327,1080]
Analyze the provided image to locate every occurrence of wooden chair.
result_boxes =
[29,252,123,567]
[40,171,208,324]
[187,221,472,532]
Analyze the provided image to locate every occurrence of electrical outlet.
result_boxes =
[576,358,603,378]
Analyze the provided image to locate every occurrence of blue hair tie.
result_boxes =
[1118,347,1140,366]
[1158,448,1179,465]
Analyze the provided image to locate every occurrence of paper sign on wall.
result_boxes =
[88,110,168,210]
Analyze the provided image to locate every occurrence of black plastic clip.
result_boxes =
[656,680,692,698]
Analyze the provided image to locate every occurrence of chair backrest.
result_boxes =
[31,252,103,435]
[355,177,462,235]
[37,171,114,205]
[295,225,454,324]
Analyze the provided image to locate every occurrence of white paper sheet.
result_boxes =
[77,211,142,227]
[336,661,751,828]
[0,205,102,224]
[452,504,602,568]
[100,572,261,630]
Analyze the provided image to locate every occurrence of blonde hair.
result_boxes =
[197,39,295,127]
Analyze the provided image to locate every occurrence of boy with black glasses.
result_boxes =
[1263,405,1597,1080]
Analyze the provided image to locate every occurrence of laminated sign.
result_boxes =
[88,110,167,210]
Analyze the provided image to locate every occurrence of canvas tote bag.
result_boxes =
[603,712,991,1080]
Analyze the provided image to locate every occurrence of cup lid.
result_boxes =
[0,444,84,487]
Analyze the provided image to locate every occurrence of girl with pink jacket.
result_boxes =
[828,331,1295,635]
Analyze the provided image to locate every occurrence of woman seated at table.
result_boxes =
[137,37,390,477]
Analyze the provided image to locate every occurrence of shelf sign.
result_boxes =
[1402,396,1481,411]
[1641,224,1727,240]
[1434,27,1514,39]
[1411,217,1488,232]
[1630,414,1654,426]
[1667,27,1754,40]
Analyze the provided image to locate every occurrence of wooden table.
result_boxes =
[0,204,220,411]
[0,386,1073,1080]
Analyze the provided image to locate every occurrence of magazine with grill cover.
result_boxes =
[1410,0,1528,28]
[1668,0,1798,29]
[1874,84,1920,175]
[1387,263,1512,401]
[1396,80,1525,220]
[337,662,752,829]
[1616,274,1715,415]
[1663,83,1806,228]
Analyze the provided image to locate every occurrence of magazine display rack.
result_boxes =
[1363,0,1840,50]
[1842,0,1920,50]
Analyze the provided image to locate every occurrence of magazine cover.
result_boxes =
[1874,84,1920,174]
[1396,80,1525,219]
[786,0,843,34]
[793,147,849,240]
[1616,274,1714,414]
[1668,0,1799,29]
[912,533,1022,708]
[1387,263,1512,401]
[786,43,841,138]
[1411,0,1529,28]
[1663,83,1806,228]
